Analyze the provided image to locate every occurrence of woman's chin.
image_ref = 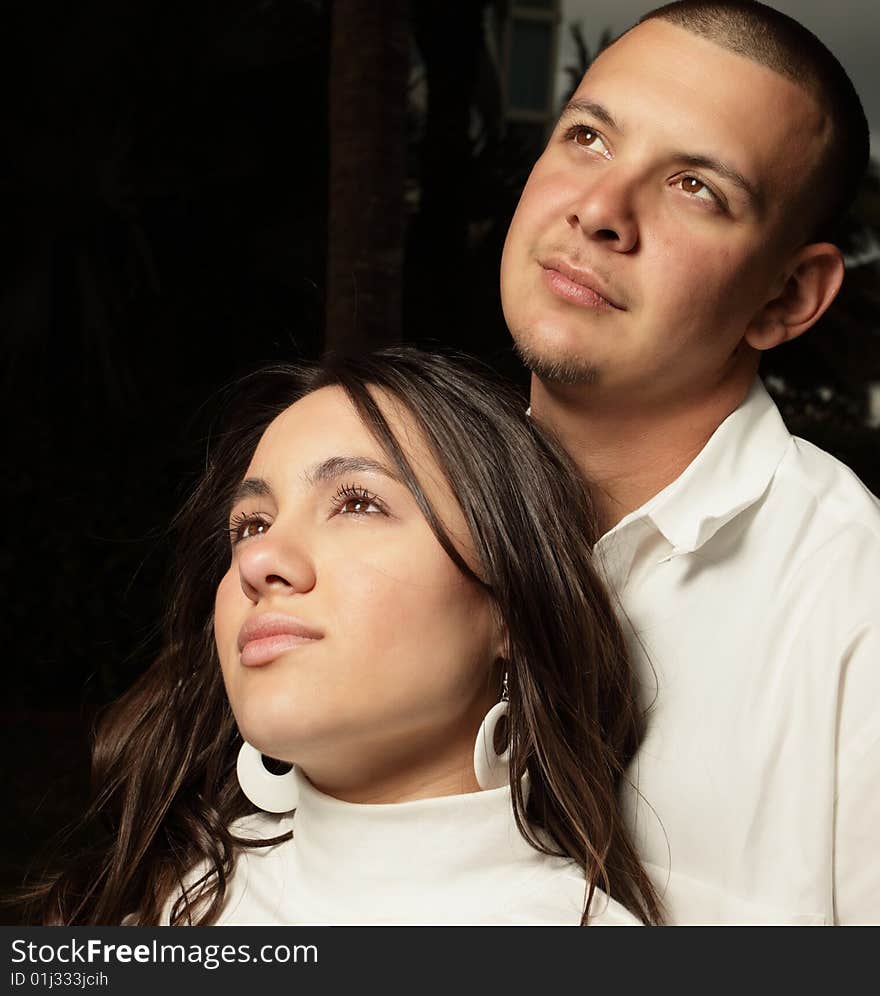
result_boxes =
[234,704,344,766]
[234,704,303,760]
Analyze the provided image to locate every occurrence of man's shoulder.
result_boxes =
[754,434,880,628]
[772,433,880,547]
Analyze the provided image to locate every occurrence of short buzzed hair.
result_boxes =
[639,0,870,244]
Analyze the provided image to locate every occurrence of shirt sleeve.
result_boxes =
[781,522,880,925]
[833,616,880,925]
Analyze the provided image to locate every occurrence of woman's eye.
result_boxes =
[333,483,386,517]
[570,125,610,157]
[677,175,717,204]
[228,515,270,545]
[339,496,381,515]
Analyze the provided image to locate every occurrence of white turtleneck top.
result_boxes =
[160,773,639,926]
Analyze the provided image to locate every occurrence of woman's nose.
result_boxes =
[236,532,317,602]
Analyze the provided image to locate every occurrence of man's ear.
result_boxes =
[745,242,844,351]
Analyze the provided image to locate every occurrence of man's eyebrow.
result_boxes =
[303,455,401,485]
[673,152,762,209]
[559,97,621,133]
[559,98,762,211]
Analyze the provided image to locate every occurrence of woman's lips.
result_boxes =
[237,613,324,667]
[240,633,320,667]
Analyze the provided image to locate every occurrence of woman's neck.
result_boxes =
[299,730,483,804]
[306,764,481,805]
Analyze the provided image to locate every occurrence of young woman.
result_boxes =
[23,347,660,925]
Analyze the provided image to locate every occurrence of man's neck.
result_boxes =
[529,373,756,535]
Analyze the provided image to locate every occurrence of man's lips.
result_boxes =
[237,613,324,667]
[539,258,624,310]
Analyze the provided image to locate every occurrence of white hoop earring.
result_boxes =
[473,699,511,790]
[236,741,299,813]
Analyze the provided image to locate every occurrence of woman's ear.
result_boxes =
[488,602,509,665]
[493,634,510,668]
[745,242,844,351]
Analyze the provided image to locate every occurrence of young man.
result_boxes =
[500,0,878,924]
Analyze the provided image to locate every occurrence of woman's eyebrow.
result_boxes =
[304,455,401,485]
[228,456,402,515]
[229,477,273,511]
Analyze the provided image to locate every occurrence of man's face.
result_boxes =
[500,19,829,404]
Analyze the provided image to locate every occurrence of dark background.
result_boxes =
[3,0,879,911]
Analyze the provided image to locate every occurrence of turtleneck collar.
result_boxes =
[218,770,638,925]
[288,770,548,920]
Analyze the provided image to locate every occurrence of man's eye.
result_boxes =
[569,125,611,158]
[678,175,717,203]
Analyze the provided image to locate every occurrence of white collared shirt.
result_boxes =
[598,378,880,925]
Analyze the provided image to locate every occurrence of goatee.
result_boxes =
[513,338,599,387]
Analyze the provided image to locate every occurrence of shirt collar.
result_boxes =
[289,769,542,889]
[607,378,792,559]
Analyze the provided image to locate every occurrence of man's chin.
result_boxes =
[512,335,599,388]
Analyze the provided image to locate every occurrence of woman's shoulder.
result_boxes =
[507,845,642,925]
[550,857,642,925]
[228,809,294,841]
[145,811,294,925]
[587,889,643,926]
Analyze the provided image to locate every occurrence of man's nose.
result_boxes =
[236,530,317,602]
[565,174,639,253]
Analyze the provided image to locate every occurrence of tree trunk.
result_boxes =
[325,0,409,354]
[406,1,487,347]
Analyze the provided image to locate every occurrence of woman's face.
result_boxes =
[214,385,503,801]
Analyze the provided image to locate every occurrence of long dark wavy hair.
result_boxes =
[18,346,661,925]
